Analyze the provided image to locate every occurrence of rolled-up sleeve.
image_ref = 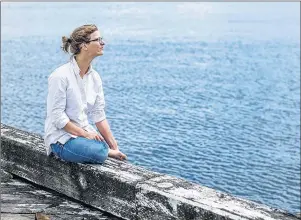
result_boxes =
[90,77,106,123]
[47,74,70,129]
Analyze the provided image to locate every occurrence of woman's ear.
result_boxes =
[83,44,88,51]
[80,43,88,51]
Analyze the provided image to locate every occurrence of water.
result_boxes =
[1,2,300,214]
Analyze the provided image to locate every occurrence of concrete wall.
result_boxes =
[1,123,299,220]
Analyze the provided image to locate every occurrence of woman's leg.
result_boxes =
[51,137,109,164]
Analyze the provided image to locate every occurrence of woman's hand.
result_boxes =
[85,132,104,142]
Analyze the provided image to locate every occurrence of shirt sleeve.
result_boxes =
[47,74,70,129]
[90,74,106,123]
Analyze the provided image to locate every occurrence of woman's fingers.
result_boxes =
[96,135,101,141]
[86,132,104,142]
[98,134,104,141]
[95,133,104,142]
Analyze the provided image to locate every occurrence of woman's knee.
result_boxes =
[89,141,109,163]
[61,138,108,164]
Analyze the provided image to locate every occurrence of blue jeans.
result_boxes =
[51,137,109,164]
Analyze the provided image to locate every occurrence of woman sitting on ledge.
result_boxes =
[44,24,127,163]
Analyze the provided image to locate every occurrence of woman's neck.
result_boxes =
[75,54,92,78]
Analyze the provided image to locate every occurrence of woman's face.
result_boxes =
[85,30,105,57]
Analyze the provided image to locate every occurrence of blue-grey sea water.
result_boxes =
[1,2,300,214]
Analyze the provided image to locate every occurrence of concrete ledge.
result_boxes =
[1,168,13,182]
[1,123,298,220]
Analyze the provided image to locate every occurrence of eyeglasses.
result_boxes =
[87,37,105,44]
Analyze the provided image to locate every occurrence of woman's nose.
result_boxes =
[100,39,105,45]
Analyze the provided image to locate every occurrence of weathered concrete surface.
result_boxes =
[1,168,13,182]
[1,176,120,219]
[136,175,299,220]
[1,123,161,219]
[1,123,299,220]
[1,214,35,220]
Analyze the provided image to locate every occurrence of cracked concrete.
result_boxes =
[1,123,299,220]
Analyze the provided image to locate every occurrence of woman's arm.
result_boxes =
[89,74,116,147]
[64,121,104,141]
[48,74,70,130]
[95,119,118,150]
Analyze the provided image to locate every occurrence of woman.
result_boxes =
[44,24,127,163]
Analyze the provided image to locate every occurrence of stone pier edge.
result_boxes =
[0,123,299,220]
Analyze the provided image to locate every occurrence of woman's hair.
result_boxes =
[61,24,98,55]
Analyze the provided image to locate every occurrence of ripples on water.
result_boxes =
[1,2,300,214]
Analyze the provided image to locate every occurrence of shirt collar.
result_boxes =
[71,55,93,77]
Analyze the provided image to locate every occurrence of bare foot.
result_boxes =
[108,149,127,161]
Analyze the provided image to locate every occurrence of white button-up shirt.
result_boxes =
[44,56,106,155]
